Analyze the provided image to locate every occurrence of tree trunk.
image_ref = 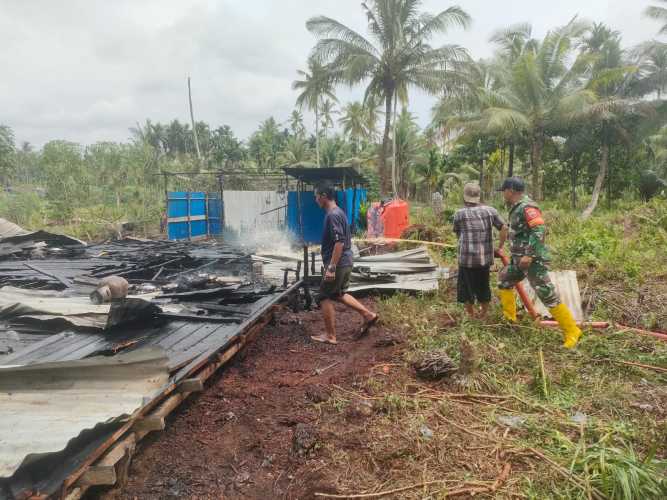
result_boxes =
[531,134,543,200]
[582,142,609,220]
[570,154,579,210]
[508,142,515,177]
[479,142,484,202]
[391,93,398,198]
[315,106,320,168]
[500,144,506,179]
[380,90,393,196]
[188,77,202,162]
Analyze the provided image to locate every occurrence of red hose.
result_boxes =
[494,251,666,339]
[540,320,610,329]
[615,324,667,342]
[494,249,539,319]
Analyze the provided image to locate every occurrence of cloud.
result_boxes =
[0,0,659,147]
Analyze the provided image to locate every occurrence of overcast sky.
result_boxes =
[0,0,660,147]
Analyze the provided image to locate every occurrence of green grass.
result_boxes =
[372,201,667,498]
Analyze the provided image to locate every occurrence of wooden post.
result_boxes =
[186,191,192,241]
[351,181,358,233]
[163,171,169,237]
[296,180,304,243]
[218,171,225,232]
[205,192,210,237]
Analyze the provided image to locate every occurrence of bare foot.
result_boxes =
[355,313,379,339]
[311,335,338,345]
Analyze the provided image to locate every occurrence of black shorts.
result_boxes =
[317,266,352,303]
[457,266,491,304]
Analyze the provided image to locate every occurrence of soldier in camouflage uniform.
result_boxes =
[496,177,582,349]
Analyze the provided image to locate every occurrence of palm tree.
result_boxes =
[440,18,593,199]
[579,25,653,218]
[644,0,667,36]
[292,59,338,167]
[306,0,471,195]
[633,41,667,98]
[287,110,306,138]
[320,99,338,139]
[413,147,443,200]
[279,136,313,166]
[394,108,426,197]
[339,102,367,153]
[363,95,383,142]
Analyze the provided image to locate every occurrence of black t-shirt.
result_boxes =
[321,206,353,268]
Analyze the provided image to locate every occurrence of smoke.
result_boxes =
[221,226,299,255]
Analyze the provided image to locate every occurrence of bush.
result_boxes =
[0,190,46,228]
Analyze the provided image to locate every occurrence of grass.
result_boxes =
[318,200,667,499]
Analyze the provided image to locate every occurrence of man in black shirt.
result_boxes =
[311,183,378,344]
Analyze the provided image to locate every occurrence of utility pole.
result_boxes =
[188,76,202,162]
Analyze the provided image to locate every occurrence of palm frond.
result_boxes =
[482,107,531,132]
[413,6,472,41]
[644,5,667,21]
[306,16,379,58]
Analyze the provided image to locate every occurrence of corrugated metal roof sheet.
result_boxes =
[0,347,169,478]
[522,270,585,322]
[0,220,28,239]
[0,293,280,372]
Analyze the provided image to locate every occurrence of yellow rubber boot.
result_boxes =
[498,289,517,323]
[549,303,582,349]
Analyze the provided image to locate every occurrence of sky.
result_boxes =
[0,0,660,147]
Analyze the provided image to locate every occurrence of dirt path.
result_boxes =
[113,298,393,499]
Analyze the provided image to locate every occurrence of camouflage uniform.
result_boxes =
[498,195,560,308]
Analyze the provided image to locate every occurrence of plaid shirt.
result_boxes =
[453,204,505,268]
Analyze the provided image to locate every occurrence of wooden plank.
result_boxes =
[78,466,117,486]
[131,416,165,433]
[176,378,205,393]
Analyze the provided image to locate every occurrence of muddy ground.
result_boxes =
[111,298,395,500]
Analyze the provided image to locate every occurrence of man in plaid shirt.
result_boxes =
[453,183,508,319]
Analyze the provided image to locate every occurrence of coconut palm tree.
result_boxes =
[287,110,306,138]
[439,18,593,199]
[413,147,443,200]
[306,0,471,195]
[292,59,338,167]
[644,0,667,36]
[363,94,383,142]
[394,108,426,197]
[319,99,338,139]
[632,41,667,98]
[579,26,654,218]
[279,136,313,166]
[339,102,368,153]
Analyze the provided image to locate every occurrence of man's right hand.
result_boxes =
[324,270,336,282]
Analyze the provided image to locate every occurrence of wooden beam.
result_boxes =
[131,416,165,433]
[78,466,117,486]
[176,378,204,394]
